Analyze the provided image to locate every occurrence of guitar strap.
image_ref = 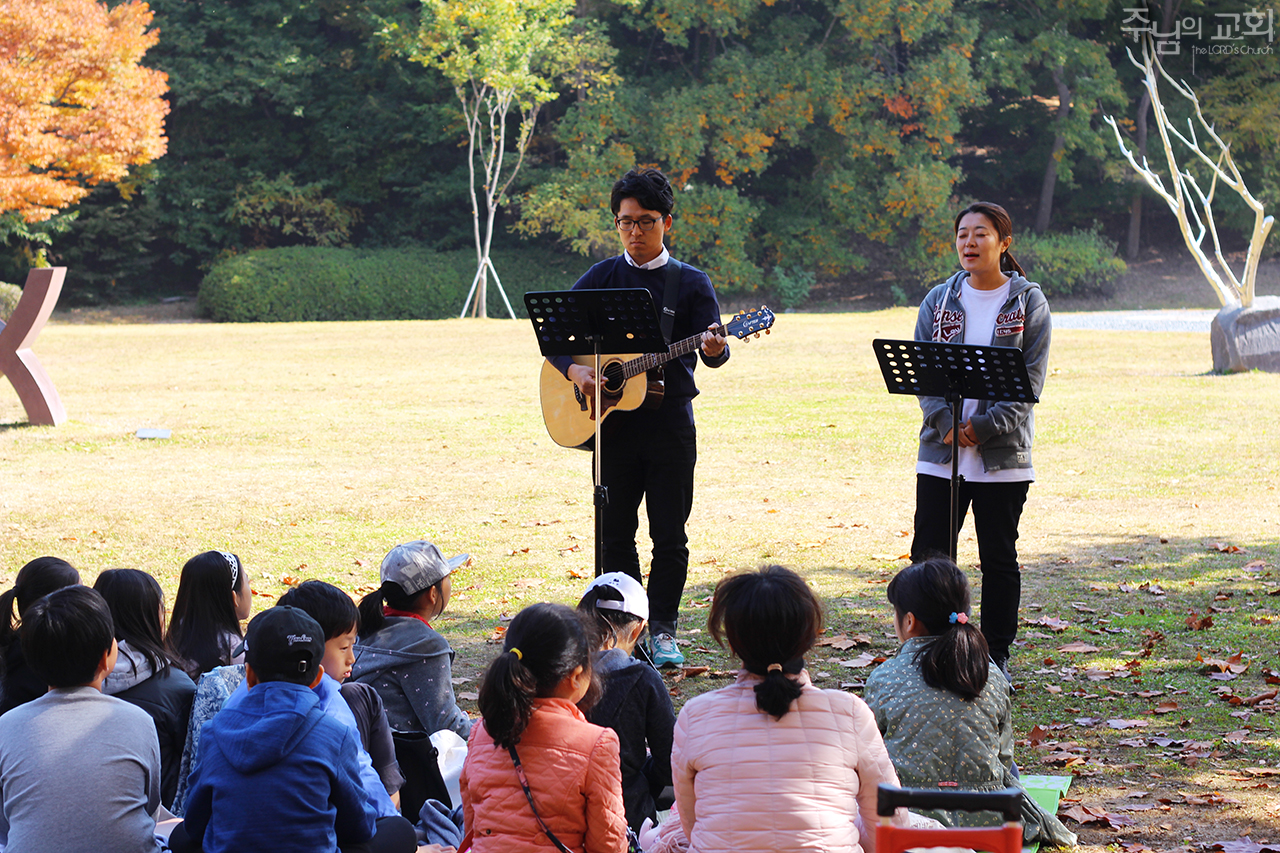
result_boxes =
[660,257,683,344]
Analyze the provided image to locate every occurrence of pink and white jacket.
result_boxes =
[671,671,905,853]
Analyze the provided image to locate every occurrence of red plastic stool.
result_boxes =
[876,784,1024,853]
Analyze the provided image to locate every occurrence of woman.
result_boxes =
[910,202,1051,678]
[94,568,197,809]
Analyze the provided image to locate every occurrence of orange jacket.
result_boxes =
[462,698,627,853]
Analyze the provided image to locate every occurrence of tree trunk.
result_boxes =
[1035,66,1073,233]
[1126,88,1151,259]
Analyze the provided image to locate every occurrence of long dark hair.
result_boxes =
[477,603,599,749]
[955,201,1026,277]
[357,579,439,639]
[0,557,80,649]
[168,551,246,678]
[886,557,989,700]
[708,565,823,720]
[93,568,181,679]
[577,585,644,650]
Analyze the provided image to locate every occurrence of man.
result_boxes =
[549,168,729,666]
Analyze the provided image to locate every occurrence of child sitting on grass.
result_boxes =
[0,585,163,853]
[279,581,405,806]
[170,606,377,853]
[863,557,1076,848]
[0,555,80,715]
[462,603,627,853]
[577,572,675,832]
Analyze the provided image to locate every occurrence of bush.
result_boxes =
[769,266,815,310]
[0,282,19,322]
[1015,229,1127,298]
[198,245,586,322]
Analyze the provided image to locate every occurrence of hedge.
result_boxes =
[198,245,586,322]
[1016,229,1127,299]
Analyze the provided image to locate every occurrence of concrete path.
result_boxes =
[1052,309,1217,333]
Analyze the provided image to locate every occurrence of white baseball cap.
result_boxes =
[584,572,649,622]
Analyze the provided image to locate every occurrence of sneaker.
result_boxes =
[651,632,685,667]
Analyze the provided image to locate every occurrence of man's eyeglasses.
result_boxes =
[615,217,662,232]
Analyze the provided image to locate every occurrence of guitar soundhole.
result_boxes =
[601,362,626,396]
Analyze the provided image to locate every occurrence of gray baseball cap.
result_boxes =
[380,540,469,595]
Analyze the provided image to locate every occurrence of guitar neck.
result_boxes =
[621,326,724,380]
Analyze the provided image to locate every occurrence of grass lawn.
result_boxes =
[2,310,1278,850]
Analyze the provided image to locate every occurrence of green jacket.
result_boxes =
[863,638,1076,847]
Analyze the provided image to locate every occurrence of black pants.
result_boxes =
[911,473,1030,662]
[598,416,697,637]
[168,815,416,853]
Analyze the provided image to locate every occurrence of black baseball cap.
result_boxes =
[244,606,324,685]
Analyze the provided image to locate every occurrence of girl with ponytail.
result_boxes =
[910,201,1052,677]
[0,557,79,715]
[462,602,627,853]
[863,558,1076,848]
[664,566,903,853]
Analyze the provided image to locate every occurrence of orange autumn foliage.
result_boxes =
[0,0,169,222]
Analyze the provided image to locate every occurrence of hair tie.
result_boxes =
[218,551,239,589]
[766,663,782,673]
[949,612,969,625]
[510,648,523,661]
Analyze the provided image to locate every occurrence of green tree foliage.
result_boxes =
[958,0,1127,233]
[37,0,472,299]
[518,0,985,294]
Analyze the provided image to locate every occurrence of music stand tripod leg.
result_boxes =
[593,340,608,577]
[948,391,963,564]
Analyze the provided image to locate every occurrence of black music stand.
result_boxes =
[526,289,667,576]
[872,339,1038,562]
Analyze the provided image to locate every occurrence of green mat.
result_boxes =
[1019,775,1072,853]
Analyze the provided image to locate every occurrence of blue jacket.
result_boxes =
[180,680,376,853]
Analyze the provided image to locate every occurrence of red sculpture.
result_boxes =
[0,267,67,426]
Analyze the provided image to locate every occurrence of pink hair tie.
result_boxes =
[949,612,969,625]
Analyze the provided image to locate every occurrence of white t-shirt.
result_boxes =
[918,280,1034,484]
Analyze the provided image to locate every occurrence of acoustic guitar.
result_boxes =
[540,306,776,449]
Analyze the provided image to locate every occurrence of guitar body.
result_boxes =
[540,355,655,449]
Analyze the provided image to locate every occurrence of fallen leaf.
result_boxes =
[567,568,589,579]
[1107,719,1148,729]
[279,573,301,587]
[1243,689,1278,706]
[510,577,545,588]
[1224,730,1250,743]
[1027,616,1071,632]
[1185,610,1214,631]
[1210,542,1243,553]
[457,691,479,701]
[1058,642,1101,653]
[1153,700,1180,714]
[839,652,882,669]
[1242,559,1269,571]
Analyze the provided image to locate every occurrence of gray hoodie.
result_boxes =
[350,617,471,739]
[913,270,1051,473]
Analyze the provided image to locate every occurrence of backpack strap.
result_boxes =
[660,257,683,344]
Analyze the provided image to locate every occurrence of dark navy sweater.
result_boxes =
[549,255,729,428]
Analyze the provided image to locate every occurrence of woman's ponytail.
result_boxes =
[753,661,806,719]
[477,648,538,749]
[476,603,597,748]
[357,584,390,639]
[887,557,989,700]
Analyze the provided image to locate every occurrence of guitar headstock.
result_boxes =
[724,305,775,340]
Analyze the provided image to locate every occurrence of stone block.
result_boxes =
[1210,295,1280,373]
